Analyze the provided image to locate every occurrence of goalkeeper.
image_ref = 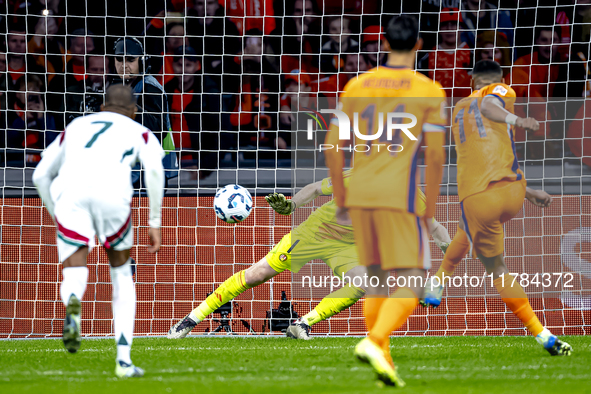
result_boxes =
[168,170,451,340]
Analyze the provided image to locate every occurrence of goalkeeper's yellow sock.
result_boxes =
[494,274,544,337]
[434,228,470,282]
[301,285,365,326]
[189,271,251,323]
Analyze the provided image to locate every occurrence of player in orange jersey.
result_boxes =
[423,59,572,356]
[324,15,447,387]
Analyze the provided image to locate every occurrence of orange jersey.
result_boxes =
[339,66,447,213]
[452,83,524,202]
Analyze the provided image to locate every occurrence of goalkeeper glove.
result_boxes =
[436,241,450,254]
[265,193,296,215]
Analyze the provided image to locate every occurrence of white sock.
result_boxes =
[110,258,136,364]
[188,312,202,324]
[535,327,553,345]
[60,267,88,307]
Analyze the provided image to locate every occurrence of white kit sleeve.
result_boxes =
[32,136,65,217]
[138,130,165,228]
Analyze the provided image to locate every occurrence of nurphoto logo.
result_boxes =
[305,106,418,153]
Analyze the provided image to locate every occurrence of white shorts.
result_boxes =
[53,191,133,262]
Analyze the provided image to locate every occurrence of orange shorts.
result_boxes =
[349,208,430,270]
[461,179,526,258]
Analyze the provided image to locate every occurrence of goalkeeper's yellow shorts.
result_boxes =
[265,231,359,277]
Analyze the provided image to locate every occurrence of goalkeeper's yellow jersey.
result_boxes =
[300,169,427,242]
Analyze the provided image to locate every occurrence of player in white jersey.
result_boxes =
[32,85,165,378]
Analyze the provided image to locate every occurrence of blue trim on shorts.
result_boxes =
[508,127,522,181]
[407,146,420,213]
[460,201,473,245]
[416,216,424,260]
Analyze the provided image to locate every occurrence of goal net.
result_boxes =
[1,0,590,338]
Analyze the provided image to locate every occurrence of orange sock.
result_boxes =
[435,228,470,281]
[494,274,544,336]
[364,297,386,331]
[364,297,392,364]
[369,287,418,348]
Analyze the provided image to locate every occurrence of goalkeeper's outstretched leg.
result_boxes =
[169,181,454,339]
[167,257,281,339]
[287,265,367,340]
[286,220,451,340]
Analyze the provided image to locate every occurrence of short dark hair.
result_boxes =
[68,28,94,46]
[166,22,184,35]
[105,84,136,108]
[173,46,198,62]
[472,60,503,78]
[86,53,108,68]
[534,26,557,42]
[385,15,419,51]
[16,74,45,92]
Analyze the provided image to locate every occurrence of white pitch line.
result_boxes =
[0,348,107,353]
[1,342,589,353]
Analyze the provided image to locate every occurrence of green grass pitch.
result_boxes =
[0,336,590,394]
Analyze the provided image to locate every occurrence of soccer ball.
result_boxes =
[213,184,253,223]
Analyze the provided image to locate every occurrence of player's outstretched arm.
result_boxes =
[265,193,295,215]
[139,131,165,253]
[32,138,64,218]
[525,187,553,208]
[265,181,323,215]
[480,96,540,131]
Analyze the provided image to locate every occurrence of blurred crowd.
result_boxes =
[1,0,591,173]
